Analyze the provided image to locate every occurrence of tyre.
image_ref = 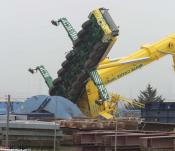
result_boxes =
[52,77,62,85]
[87,42,101,60]
[68,89,77,97]
[49,86,57,96]
[66,50,75,60]
[77,70,88,82]
[89,50,98,60]
[72,81,82,89]
[82,20,92,29]
[57,68,64,76]
[92,42,101,52]
[77,29,87,38]
[61,60,69,68]
[73,38,82,47]
[84,59,94,69]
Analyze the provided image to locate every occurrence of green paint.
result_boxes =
[36,65,53,89]
[89,70,109,101]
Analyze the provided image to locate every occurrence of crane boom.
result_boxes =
[77,34,175,117]
[97,34,175,84]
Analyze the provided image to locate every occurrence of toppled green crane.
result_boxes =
[49,8,119,102]
[29,8,119,118]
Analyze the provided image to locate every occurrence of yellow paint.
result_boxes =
[77,34,175,118]
[101,37,117,61]
[91,9,112,42]
[98,34,175,85]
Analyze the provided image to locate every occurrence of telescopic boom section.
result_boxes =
[77,34,175,118]
[97,34,175,84]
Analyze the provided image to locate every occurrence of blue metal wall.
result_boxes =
[0,102,23,114]
[141,102,175,123]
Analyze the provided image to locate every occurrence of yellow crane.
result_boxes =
[30,8,175,119]
[77,34,175,118]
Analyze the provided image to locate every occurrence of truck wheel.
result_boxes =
[82,20,92,29]
[68,89,77,97]
[73,38,82,47]
[84,59,94,69]
[66,50,75,60]
[72,81,82,89]
[77,70,88,82]
[61,60,69,68]
[57,68,64,76]
[77,29,87,38]
[49,86,57,96]
[53,77,62,85]
[92,42,101,53]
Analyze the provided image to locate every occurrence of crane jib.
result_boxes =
[116,64,143,79]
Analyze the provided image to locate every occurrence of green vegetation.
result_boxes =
[136,84,165,104]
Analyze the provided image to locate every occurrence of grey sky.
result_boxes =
[0,0,175,100]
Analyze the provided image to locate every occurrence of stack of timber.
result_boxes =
[0,120,62,149]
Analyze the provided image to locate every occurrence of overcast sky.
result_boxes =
[0,0,175,100]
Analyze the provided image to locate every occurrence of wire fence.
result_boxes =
[0,96,27,102]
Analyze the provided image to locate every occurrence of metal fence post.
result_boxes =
[6,94,10,148]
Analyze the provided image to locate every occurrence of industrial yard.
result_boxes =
[0,0,175,151]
